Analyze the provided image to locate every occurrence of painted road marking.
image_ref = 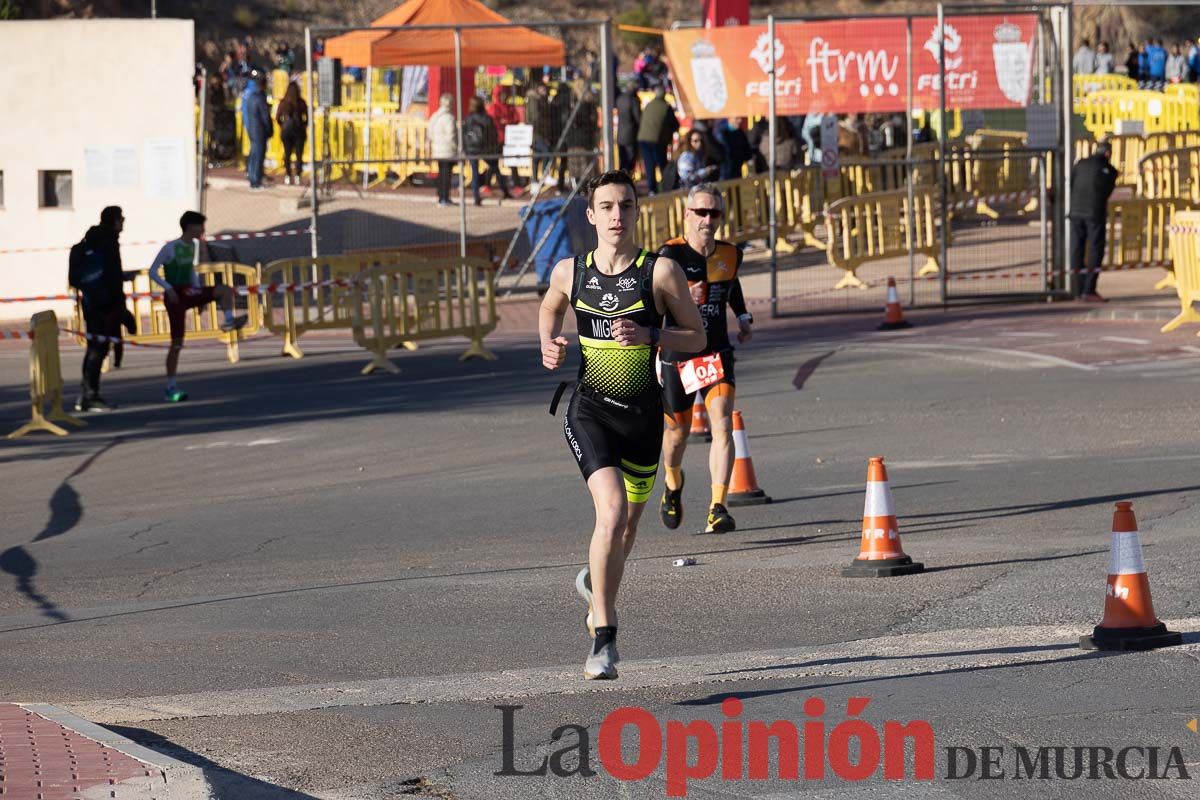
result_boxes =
[1100,336,1152,345]
[1003,332,1057,338]
[63,619,1200,724]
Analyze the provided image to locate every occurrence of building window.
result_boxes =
[39,170,72,209]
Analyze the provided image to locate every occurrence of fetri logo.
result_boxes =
[749,32,786,77]
[923,22,963,69]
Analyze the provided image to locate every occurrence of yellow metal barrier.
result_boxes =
[1138,146,1200,205]
[8,311,85,439]
[351,256,498,375]
[1163,210,1200,333]
[1081,90,1199,138]
[1072,74,1137,112]
[825,188,941,289]
[1105,198,1191,282]
[77,263,263,364]
[261,255,376,358]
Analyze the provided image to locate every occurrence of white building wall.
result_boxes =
[0,19,196,323]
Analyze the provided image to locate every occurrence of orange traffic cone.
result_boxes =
[727,411,771,506]
[688,394,712,442]
[843,457,924,577]
[878,277,912,331]
[1080,502,1182,651]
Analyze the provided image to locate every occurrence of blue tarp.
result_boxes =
[520,196,597,285]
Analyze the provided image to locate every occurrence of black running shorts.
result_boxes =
[563,389,663,503]
[660,350,736,416]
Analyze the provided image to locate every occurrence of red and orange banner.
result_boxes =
[662,15,1038,119]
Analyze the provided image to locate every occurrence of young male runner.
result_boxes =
[539,171,706,680]
[149,211,246,402]
[657,184,753,534]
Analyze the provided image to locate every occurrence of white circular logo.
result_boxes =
[599,292,620,312]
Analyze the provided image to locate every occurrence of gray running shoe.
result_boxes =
[219,314,249,332]
[584,640,619,680]
[575,567,594,638]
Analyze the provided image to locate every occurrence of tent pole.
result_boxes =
[364,64,372,189]
[600,20,614,172]
[305,26,319,259]
[455,27,467,261]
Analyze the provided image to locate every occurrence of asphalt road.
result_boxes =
[1,300,1198,799]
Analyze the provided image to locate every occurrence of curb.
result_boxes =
[1074,306,1180,322]
[17,704,216,800]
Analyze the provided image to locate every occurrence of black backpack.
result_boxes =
[68,240,113,309]
[464,118,488,155]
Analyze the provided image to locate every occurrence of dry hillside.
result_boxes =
[9,1,1196,69]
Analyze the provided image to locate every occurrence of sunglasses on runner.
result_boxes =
[688,208,723,218]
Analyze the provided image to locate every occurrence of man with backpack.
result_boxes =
[67,206,128,411]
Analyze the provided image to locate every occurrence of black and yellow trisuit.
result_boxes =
[561,249,664,503]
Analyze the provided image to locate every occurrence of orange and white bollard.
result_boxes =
[727,411,771,506]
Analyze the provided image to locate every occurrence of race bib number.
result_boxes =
[676,353,725,394]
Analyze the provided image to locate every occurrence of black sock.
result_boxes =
[593,626,617,655]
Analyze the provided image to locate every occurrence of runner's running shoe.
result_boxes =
[219,314,249,332]
[584,640,619,680]
[659,471,685,529]
[164,387,188,403]
[576,567,594,638]
[705,503,736,534]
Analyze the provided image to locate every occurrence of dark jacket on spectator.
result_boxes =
[637,95,679,147]
[616,87,642,147]
[242,80,272,142]
[567,93,599,150]
[69,226,124,311]
[464,111,499,156]
[1069,153,1118,220]
[525,89,552,145]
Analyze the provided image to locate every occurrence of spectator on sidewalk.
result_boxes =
[1166,43,1188,82]
[464,95,510,205]
[525,82,552,186]
[1124,44,1141,80]
[242,72,272,190]
[275,81,307,185]
[67,206,128,412]
[637,86,679,194]
[616,80,642,173]
[1069,140,1118,302]
[1188,39,1200,83]
[566,87,600,189]
[427,94,458,206]
[1095,42,1115,75]
[761,117,801,170]
[1073,40,1096,75]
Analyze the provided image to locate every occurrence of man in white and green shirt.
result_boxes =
[150,211,246,402]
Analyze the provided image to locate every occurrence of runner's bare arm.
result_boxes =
[612,256,705,353]
[538,257,574,370]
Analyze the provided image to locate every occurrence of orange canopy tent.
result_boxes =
[323,0,566,67]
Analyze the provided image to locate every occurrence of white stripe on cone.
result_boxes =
[1109,532,1148,576]
[863,481,895,518]
[732,427,750,459]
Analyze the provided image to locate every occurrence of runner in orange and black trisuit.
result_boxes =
[657,183,753,534]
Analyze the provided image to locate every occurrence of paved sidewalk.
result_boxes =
[0,704,208,800]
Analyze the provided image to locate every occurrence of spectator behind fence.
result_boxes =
[1073,39,1096,75]
[242,72,272,190]
[464,95,510,205]
[761,117,801,170]
[1095,42,1114,75]
[1124,44,1141,80]
[677,129,718,188]
[486,85,522,191]
[1147,39,1167,82]
[547,82,575,191]
[1069,140,1118,303]
[800,113,823,166]
[275,81,308,185]
[1136,42,1149,81]
[716,118,753,180]
[67,206,130,412]
[566,87,600,190]
[525,82,552,185]
[616,80,642,173]
[1188,39,1200,82]
[637,86,679,194]
[427,94,457,206]
[1166,43,1188,82]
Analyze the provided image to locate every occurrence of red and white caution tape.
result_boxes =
[0,227,311,256]
[0,329,33,340]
